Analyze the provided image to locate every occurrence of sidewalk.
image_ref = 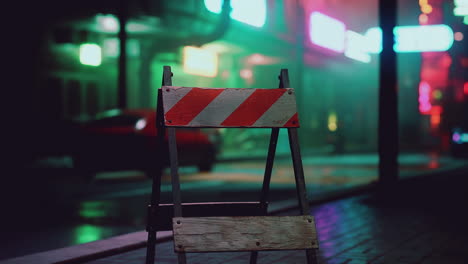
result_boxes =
[2,163,467,264]
[81,164,468,264]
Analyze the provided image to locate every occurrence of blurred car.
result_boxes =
[450,126,468,159]
[72,109,221,180]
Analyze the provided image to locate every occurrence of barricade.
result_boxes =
[145,66,319,264]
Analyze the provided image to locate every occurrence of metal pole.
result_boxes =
[145,66,173,264]
[378,0,399,193]
[118,0,128,109]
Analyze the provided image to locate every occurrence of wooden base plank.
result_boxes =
[173,216,318,252]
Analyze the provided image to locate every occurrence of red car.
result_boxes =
[72,109,220,180]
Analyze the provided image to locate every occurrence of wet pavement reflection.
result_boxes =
[0,152,466,261]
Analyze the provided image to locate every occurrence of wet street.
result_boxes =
[0,153,466,261]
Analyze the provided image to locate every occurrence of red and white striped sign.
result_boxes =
[161,86,299,128]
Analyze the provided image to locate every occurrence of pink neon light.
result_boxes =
[419,94,430,101]
[464,82,468,95]
[418,81,432,114]
[419,82,430,93]
[419,103,432,113]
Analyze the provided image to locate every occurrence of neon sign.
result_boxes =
[309,12,346,53]
[309,12,454,62]
[204,0,266,28]
[394,25,454,52]
[345,30,371,63]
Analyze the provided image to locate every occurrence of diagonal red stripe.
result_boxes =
[165,88,224,126]
[283,112,300,127]
[221,89,286,127]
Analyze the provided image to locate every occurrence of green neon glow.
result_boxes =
[103,38,140,58]
[433,90,442,100]
[454,6,468,16]
[204,0,266,27]
[463,134,468,143]
[394,25,454,52]
[345,30,371,63]
[79,201,107,218]
[103,38,119,57]
[464,16,468,25]
[74,225,102,244]
[96,14,119,33]
[79,44,102,66]
[183,46,218,77]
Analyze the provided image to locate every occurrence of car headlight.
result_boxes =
[135,119,147,130]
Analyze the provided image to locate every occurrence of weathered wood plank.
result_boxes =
[161,86,299,128]
[173,216,318,252]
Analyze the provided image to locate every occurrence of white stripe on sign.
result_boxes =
[253,89,297,127]
[162,86,191,112]
[188,88,256,127]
